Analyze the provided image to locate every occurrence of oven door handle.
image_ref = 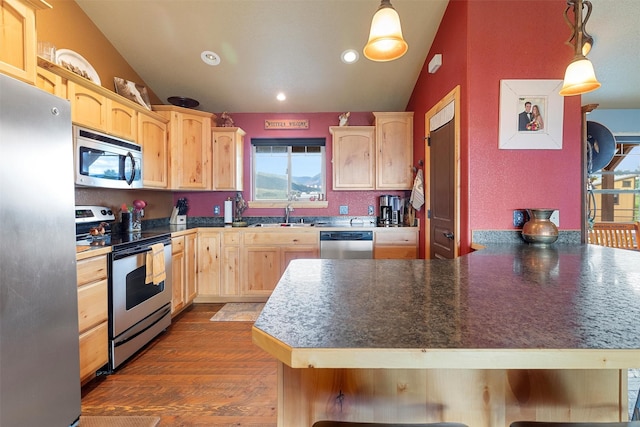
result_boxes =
[112,304,171,347]
[112,242,170,260]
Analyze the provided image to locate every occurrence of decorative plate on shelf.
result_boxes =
[55,49,101,85]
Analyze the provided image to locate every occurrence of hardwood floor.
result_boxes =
[81,304,278,426]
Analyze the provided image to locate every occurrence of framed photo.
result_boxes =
[498,79,564,149]
[113,77,152,110]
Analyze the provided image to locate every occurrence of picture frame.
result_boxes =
[113,77,152,110]
[498,79,564,150]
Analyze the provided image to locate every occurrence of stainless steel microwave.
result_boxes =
[73,126,143,189]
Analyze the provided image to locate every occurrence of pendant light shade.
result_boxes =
[560,0,600,96]
[559,56,601,96]
[363,0,408,62]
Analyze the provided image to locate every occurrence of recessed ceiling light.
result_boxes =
[341,49,359,64]
[201,50,221,66]
[276,92,286,101]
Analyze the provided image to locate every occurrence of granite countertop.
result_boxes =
[252,244,640,369]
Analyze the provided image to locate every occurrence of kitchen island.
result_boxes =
[252,244,640,426]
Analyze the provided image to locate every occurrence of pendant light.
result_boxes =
[559,0,601,96]
[363,0,408,62]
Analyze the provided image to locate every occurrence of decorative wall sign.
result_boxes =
[499,79,564,149]
[264,119,309,130]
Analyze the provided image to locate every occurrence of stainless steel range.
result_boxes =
[75,206,172,372]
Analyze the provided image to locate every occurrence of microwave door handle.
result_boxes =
[125,152,136,185]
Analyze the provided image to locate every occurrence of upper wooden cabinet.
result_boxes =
[330,126,376,190]
[36,65,65,98]
[331,113,413,191]
[0,0,49,84]
[67,80,108,130]
[67,81,139,139]
[154,105,213,190]
[374,112,414,190]
[138,112,169,189]
[212,127,245,191]
[107,98,137,141]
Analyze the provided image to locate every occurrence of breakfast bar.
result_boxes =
[252,244,640,426]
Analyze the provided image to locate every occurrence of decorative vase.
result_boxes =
[521,208,558,245]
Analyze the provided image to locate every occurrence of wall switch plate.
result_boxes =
[550,210,559,227]
[214,205,220,215]
[339,205,349,215]
[513,209,527,228]
[368,205,374,215]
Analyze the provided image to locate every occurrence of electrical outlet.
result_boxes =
[513,209,526,228]
[550,210,560,227]
[368,205,374,215]
[339,205,349,215]
[214,205,220,215]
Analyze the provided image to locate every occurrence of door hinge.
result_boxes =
[427,209,431,219]
[427,136,431,146]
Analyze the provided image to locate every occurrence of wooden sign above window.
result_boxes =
[264,119,309,130]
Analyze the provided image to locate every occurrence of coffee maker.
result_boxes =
[379,195,402,226]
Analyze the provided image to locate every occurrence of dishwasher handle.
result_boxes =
[320,231,373,241]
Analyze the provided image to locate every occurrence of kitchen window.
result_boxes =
[251,138,326,202]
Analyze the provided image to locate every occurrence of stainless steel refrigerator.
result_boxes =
[0,73,81,426]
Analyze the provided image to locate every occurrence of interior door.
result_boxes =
[430,119,456,259]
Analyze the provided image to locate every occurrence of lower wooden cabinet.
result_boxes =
[220,231,241,297]
[193,228,417,301]
[241,231,319,297]
[196,230,222,299]
[171,231,198,315]
[76,251,109,382]
[373,228,419,259]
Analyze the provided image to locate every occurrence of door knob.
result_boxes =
[443,232,454,240]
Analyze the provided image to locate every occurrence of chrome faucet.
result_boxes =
[285,204,294,223]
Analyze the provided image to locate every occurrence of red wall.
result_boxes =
[175,112,407,218]
[407,0,583,254]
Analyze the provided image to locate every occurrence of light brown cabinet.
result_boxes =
[241,231,319,297]
[107,98,137,141]
[154,105,213,190]
[76,251,109,382]
[195,228,319,302]
[68,80,107,131]
[330,126,376,190]
[220,231,241,297]
[373,228,419,259]
[212,127,245,191]
[138,112,169,188]
[0,0,48,84]
[171,235,186,314]
[36,65,65,98]
[67,81,139,139]
[331,113,413,191]
[184,232,197,303]
[171,231,198,316]
[196,230,222,298]
[374,112,414,190]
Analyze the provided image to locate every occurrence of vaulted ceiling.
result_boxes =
[75,0,639,114]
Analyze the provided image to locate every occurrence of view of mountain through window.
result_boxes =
[252,139,325,201]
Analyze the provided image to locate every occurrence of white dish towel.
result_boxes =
[410,169,425,211]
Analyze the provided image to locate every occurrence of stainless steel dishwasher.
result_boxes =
[319,231,374,259]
